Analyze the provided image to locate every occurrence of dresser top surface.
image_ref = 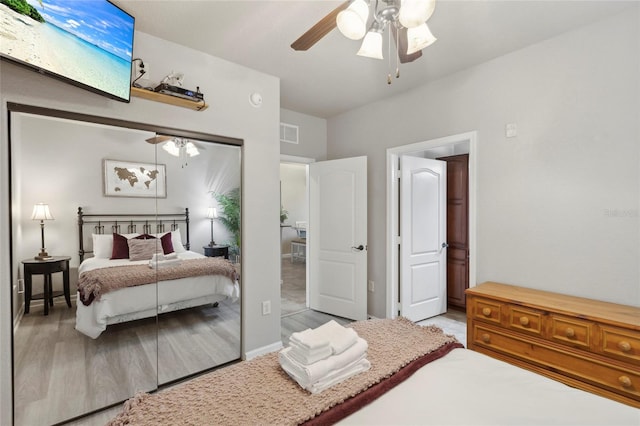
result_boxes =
[467,282,640,329]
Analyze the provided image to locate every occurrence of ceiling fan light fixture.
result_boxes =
[163,140,180,157]
[185,142,200,157]
[357,30,384,59]
[406,22,437,54]
[337,0,369,40]
[399,0,436,29]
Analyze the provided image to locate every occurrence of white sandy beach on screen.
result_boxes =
[0,3,127,97]
[0,4,59,72]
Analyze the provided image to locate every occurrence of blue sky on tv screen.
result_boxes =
[27,0,134,61]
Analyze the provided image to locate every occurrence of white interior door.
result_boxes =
[309,156,367,321]
[400,156,447,321]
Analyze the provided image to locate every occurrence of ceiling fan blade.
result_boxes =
[392,26,422,64]
[291,1,351,51]
[145,135,173,144]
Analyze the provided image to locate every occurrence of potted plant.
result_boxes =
[214,188,240,257]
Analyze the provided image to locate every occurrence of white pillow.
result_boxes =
[92,233,139,259]
[171,229,187,253]
[92,234,112,259]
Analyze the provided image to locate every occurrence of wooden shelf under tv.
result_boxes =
[130,87,209,111]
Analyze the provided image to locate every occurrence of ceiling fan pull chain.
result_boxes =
[387,27,392,85]
[395,23,400,79]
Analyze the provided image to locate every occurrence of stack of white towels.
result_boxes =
[148,253,182,269]
[279,320,370,394]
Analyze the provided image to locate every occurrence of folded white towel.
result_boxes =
[290,320,359,356]
[150,253,165,262]
[308,358,371,394]
[289,328,330,352]
[148,258,182,269]
[278,337,368,386]
[163,252,178,260]
[280,351,370,394]
[288,341,333,365]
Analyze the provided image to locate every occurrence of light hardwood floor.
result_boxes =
[13,298,240,426]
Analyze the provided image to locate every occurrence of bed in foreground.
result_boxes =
[107,318,639,425]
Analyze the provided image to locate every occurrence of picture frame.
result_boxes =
[103,159,167,198]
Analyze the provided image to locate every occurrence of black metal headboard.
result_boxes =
[77,207,190,262]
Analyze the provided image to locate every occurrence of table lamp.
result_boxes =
[206,207,218,247]
[32,203,54,260]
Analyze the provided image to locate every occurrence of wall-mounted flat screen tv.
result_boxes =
[0,0,135,102]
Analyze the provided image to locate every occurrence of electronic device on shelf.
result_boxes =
[153,83,204,102]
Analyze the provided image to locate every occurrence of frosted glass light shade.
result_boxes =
[357,31,384,59]
[337,0,369,40]
[399,0,436,28]
[163,140,180,156]
[185,142,200,157]
[406,23,437,54]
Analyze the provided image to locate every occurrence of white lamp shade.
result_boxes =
[357,31,384,59]
[31,203,54,221]
[399,0,436,28]
[406,23,437,55]
[336,0,369,40]
[206,207,218,219]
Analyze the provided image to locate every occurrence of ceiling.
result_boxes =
[116,1,635,119]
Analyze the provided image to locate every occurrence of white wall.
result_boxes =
[280,163,307,254]
[0,31,282,423]
[280,108,327,160]
[328,10,640,317]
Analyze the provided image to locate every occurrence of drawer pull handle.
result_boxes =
[481,333,491,343]
[565,328,575,338]
[618,341,632,352]
[482,307,492,317]
[618,376,632,388]
[519,317,530,326]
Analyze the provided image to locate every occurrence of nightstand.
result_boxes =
[203,245,229,259]
[22,256,72,315]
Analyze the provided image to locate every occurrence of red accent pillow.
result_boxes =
[160,232,174,254]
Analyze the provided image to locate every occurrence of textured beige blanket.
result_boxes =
[78,258,238,305]
[108,317,461,426]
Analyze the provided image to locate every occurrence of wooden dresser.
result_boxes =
[466,282,640,408]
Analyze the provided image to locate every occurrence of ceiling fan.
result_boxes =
[146,135,201,167]
[291,0,437,65]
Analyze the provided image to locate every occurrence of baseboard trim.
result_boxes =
[244,341,283,360]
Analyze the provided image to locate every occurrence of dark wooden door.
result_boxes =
[438,154,469,309]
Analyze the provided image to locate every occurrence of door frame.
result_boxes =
[386,131,478,318]
[279,154,315,309]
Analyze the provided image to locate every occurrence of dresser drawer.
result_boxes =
[470,298,502,325]
[549,315,592,350]
[508,306,543,336]
[471,324,640,402]
[601,326,640,365]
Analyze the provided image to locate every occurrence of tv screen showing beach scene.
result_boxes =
[0,0,135,102]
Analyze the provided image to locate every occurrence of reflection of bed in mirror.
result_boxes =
[75,207,240,339]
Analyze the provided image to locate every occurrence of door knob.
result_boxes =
[352,245,365,251]
[442,242,449,248]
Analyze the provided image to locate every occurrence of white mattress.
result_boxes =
[339,348,640,425]
[75,251,239,339]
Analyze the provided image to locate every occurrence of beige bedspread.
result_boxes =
[78,257,238,305]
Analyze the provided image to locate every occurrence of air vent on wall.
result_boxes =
[280,123,299,144]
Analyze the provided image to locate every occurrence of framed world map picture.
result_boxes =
[103,159,167,198]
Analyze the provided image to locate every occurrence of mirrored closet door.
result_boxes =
[9,107,242,425]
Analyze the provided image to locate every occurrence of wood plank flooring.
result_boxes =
[13,298,240,426]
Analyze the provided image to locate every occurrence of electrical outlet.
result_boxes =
[262,300,271,316]
[368,280,375,292]
[133,60,148,80]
